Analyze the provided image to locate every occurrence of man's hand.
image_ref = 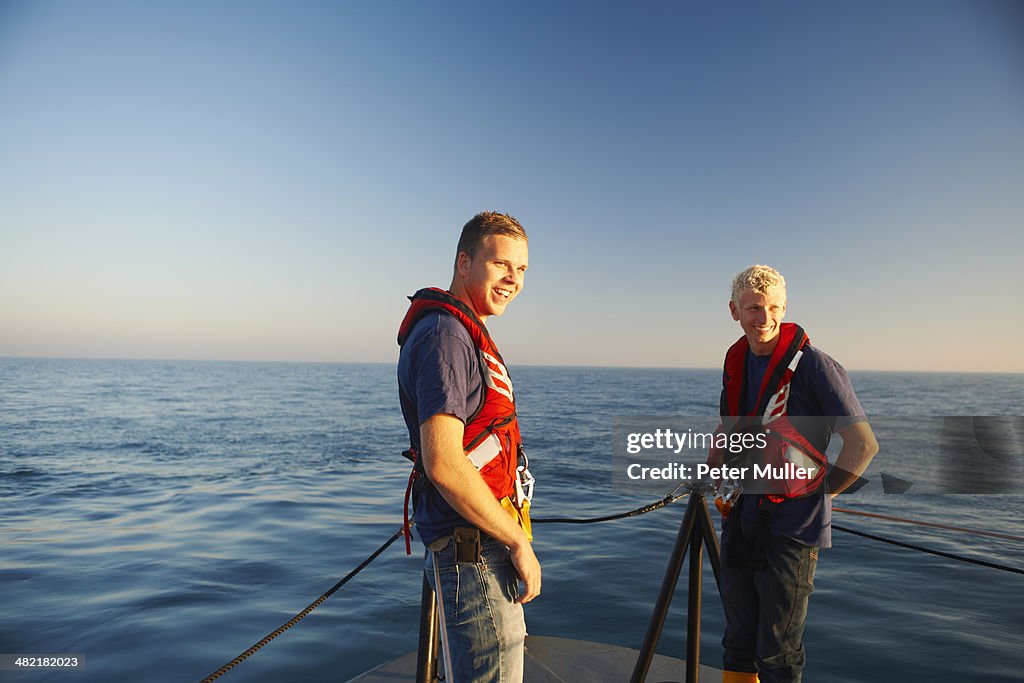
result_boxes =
[509,540,541,604]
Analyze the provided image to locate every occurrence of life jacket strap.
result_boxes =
[500,495,533,541]
[402,447,421,556]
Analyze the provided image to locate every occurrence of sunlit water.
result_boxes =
[1,359,1022,682]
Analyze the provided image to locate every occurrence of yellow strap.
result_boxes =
[500,496,533,541]
[722,671,759,683]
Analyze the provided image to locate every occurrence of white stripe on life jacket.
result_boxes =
[481,351,514,402]
[763,349,804,424]
[466,433,502,470]
[787,348,804,373]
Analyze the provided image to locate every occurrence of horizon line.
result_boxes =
[1,354,1021,376]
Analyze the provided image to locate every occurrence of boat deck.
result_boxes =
[348,634,722,682]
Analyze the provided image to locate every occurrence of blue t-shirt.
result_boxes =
[397,310,484,545]
[734,343,866,548]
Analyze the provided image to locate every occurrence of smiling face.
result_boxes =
[451,234,528,322]
[730,286,787,355]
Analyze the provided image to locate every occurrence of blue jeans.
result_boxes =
[425,534,526,683]
[720,517,818,683]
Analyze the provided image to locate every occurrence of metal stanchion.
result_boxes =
[631,484,722,683]
[686,521,703,682]
[415,575,439,683]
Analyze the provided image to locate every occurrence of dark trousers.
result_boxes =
[720,515,819,683]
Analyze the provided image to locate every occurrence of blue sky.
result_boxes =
[1,1,1022,371]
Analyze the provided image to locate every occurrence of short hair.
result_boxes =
[731,265,786,305]
[456,211,527,260]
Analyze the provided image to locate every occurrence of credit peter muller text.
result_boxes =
[624,462,815,481]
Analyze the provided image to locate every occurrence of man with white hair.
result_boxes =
[715,265,878,683]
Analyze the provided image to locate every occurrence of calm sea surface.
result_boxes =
[1,359,1022,682]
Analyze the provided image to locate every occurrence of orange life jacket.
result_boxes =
[717,323,829,500]
[398,288,527,550]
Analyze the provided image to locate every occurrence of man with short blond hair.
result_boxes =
[398,212,539,683]
[455,211,528,261]
[730,264,786,309]
[716,265,878,683]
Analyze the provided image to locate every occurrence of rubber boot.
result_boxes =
[722,671,759,683]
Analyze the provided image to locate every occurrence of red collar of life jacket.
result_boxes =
[722,322,808,419]
[720,322,828,499]
[398,288,525,549]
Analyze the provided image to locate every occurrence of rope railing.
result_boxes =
[533,485,690,525]
[832,505,1024,542]
[198,528,405,682]
[832,524,1024,575]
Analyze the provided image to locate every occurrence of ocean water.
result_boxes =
[1,359,1022,683]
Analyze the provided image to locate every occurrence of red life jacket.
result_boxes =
[718,322,828,500]
[397,287,525,549]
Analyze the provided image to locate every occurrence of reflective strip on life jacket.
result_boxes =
[466,433,502,470]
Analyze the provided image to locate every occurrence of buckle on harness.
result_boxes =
[515,444,534,505]
[715,479,743,517]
